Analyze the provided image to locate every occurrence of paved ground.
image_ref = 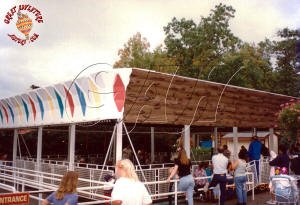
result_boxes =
[193,192,271,205]
[155,192,272,205]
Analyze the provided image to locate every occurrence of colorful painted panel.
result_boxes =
[0,68,132,128]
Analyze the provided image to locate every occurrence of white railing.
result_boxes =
[0,159,258,204]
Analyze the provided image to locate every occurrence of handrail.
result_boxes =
[0,183,16,192]
[0,158,257,204]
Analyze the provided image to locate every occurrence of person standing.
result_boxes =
[42,171,79,205]
[223,145,231,159]
[167,148,195,205]
[209,146,229,205]
[269,145,289,174]
[232,151,248,205]
[248,136,262,177]
[193,162,208,200]
[111,159,152,205]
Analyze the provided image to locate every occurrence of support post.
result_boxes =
[192,134,195,148]
[36,127,43,205]
[116,120,123,162]
[37,127,43,169]
[233,127,238,160]
[13,129,18,166]
[68,124,76,171]
[269,128,278,153]
[13,129,18,190]
[184,125,190,159]
[214,127,218,154]
[151,127,155,163]
[252,128,257,136]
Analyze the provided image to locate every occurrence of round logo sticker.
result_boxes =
[4,4,44,46]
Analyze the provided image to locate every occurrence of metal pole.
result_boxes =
[37,127,43,169]
[184,125,190,159]
[13,129,18,166]
[115,119,123,162]
[151,127,155,163]
[214,127,218,154]
[233,127,238,160]
[37,127,43,205]
[68,124,76,171]
[13,129,18,190]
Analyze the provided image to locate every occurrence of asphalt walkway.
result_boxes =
[155,191,272,205]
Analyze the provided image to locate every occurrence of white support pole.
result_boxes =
[68,124,76,171]
[13,129,18,190]
[233,127,238,160]
[151,127,155,163]
[13,129,18,166]
[184,125,190,159]
[37,127,43,168]
[214,127,218,153]
[36,127,43,205]
[252,128,257,136]
[116,120,123,162]
[269,128,278,153]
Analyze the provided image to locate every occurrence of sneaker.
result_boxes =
[266,199,276,204]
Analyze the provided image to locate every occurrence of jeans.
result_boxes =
[209,174,227,205]
[275,187,295,202]
[234,175,247,203]
[179,174,195,205]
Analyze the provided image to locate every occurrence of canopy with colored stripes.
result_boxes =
[0,68,132,128]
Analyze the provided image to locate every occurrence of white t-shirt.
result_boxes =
[212,153,228,174]
[111,177,152,205]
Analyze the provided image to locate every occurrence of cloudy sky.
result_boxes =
[0,0,299,99]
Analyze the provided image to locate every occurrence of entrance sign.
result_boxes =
[0,192,29,205]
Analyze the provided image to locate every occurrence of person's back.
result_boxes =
[45,192,78,205]
[112,177,151,205]
[212,153,228,174]
[42,171,79,205]
[248,139,262,161]
[269,145,290,172]
[112,159,152,205]
[235,159,246,177]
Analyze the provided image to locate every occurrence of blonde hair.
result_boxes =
[56,171,78,200]
[178,148,189,165]
[116,159,139,181]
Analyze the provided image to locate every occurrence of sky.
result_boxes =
[0,0,300,99]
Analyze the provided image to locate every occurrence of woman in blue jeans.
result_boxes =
[167,147,195,205]
[232,151,248,205]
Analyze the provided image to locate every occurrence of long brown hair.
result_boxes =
[56,171,78,200]
[178,148,189,165]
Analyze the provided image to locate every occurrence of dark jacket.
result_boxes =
[291,156,300,175]
[269,153,290,170]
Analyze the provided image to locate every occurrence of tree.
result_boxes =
[163,3,241,78]
[114,32,153,69]
[260,28,300,96]
[114,32,177,73]
[209,43,274,91]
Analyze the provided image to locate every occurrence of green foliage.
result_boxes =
[114,4,300,97]
[264,28,300,96]
[163,3,241,78]
[190,147,211,161]
[278,100,300,144]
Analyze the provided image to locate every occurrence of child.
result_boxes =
[193,162,207,200]
[42,171,78,205]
